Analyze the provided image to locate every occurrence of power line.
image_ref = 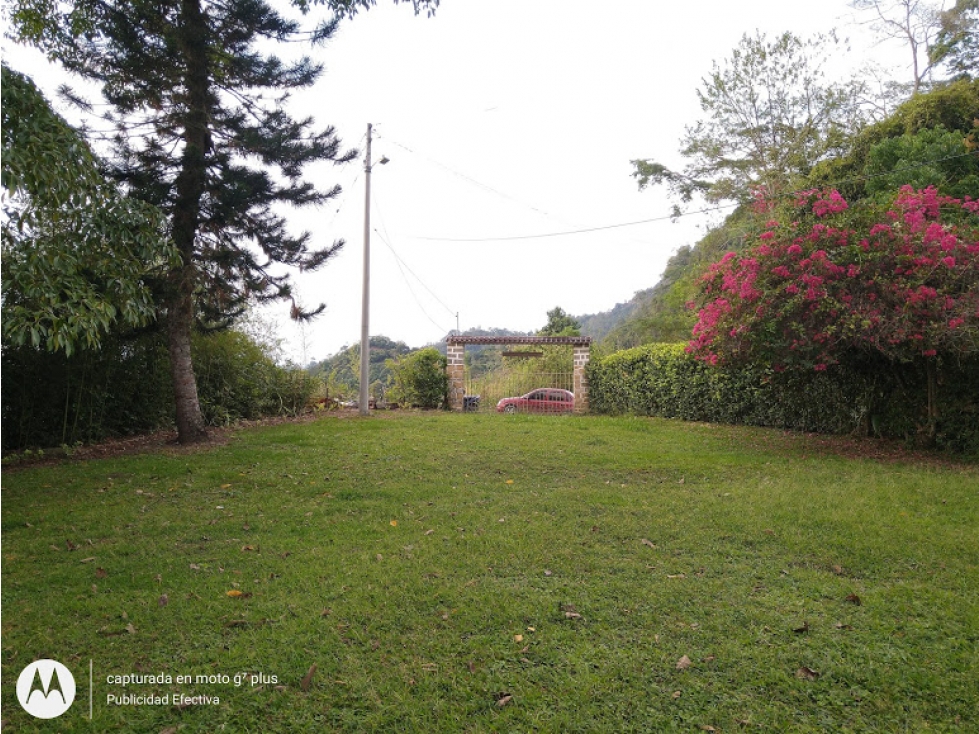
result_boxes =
[371,188,455,336]
[411,150,979,243]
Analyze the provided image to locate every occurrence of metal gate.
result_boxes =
[464,350,574,413]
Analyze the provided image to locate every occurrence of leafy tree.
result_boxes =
[688,186,979,440]
[538,306,581,337]
[632,31,867,211]
[1,64,174,356]
[931,0,979,78]
[8,0,437,443]
[385,347,448,408]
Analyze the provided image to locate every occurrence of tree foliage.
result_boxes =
[632,31,867,209]
[1,64,175,355]
[385,347,448,409]
[8,0,363,442]
[932,0,979,77]
[538,306,581,337]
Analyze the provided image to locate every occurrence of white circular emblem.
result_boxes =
[16,659,76,719]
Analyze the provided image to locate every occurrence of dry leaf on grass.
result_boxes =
[641,539,656,549]
[793,621,809,634]
[300,664,317,692]
[495,692,513,707]
[845,593,862,605]
[795,666,820,681]
[96,567,108,578]
[676,655,692,670]
[671,690,682,699]
[158,594,169,608]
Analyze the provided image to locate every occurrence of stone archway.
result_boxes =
[446,335,591,413]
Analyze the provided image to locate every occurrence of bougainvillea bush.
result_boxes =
[685,186,979,446]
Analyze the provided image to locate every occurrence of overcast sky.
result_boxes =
[4,0,908,364]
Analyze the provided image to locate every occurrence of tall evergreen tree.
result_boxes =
[11,0,360,443]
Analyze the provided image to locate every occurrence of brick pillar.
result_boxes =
[447,343,466,411]
[573,346,590,413]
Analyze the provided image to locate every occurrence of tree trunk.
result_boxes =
[167,0,212,444]
[921,358,940,448]
[167,274,207,444]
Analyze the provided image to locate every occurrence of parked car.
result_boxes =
[496,388,574,414]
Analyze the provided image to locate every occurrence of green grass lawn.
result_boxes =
[2,412,977,733]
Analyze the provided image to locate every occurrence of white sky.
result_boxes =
[3,0,912,364]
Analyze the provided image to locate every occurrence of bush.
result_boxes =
[386,348,448,409]
[588,343,979,455]
[2,327,321,450]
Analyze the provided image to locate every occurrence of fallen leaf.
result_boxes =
[700,726,717,732]
[96,567,108,578]
[514,634,523,643]
[300,664,317,692]
[560,603,582,620]
[158,594,169,608]
[226,590,243,598]
[845,593,862,605]
[832,565,844,575]
[793,621,810,634]
[495,692,513,707]
[641,539,656,549]
[66,539,78,551]
[667,573,686,579]
[505,480,514,485]
[80,556,96,563]
[125,623,136,634]
[763,529,775,535]
[672,690,682,699]
[189,563,201,570]
[544,569,553,576]
[835,622,854,630]
[676,655,692,670]
[795,666,820,681]
[389,520,398,527]
[220,484,232,489]
[160,727,178,734]
[241,545,256,552]
[424,529,434,536]
[321,608,332,617]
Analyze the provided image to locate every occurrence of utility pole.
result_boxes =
[359,123,373,417]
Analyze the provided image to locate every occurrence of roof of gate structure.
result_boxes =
[446,335,591,346]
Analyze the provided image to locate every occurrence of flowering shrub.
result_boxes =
[689,187,979,370]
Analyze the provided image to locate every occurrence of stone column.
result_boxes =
[447,343,466,411]
[573,346,590,413]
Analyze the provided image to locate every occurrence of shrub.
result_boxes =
[588,343,979,455]
[386,348,448,409]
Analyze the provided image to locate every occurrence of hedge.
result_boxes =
[587,343,979,456]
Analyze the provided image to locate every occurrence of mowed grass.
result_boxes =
[2,412,977,733]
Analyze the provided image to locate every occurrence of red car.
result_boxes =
[496,388,575,414]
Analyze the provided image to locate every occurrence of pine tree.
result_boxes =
[12,0,357,442]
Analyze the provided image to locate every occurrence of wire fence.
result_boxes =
[464,368,574,413]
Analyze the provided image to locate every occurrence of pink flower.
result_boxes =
[942,256,956,268]
[814,363,827,371]
[922,349,937,357]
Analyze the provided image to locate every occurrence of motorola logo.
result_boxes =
[16,659,76,719]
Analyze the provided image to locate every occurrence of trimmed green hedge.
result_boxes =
[2,329,319,451]
[587,344,979,455]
